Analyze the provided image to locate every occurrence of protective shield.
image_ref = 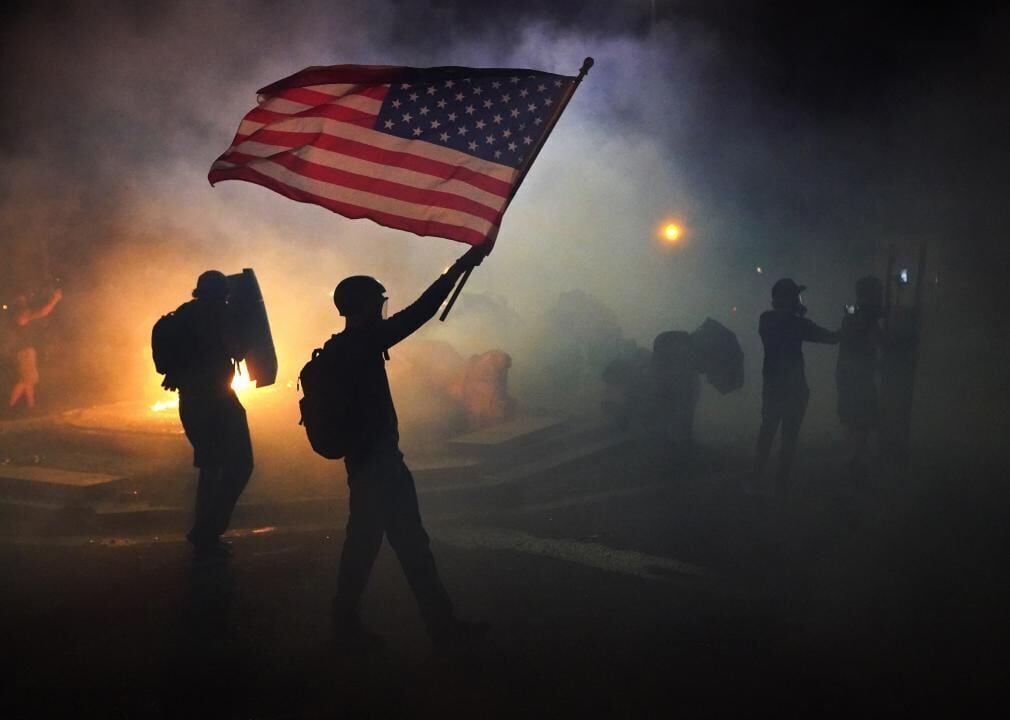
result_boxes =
[690,317,744,394]
[226,268,278,387]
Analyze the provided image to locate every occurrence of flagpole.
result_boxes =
[440,57,594,321]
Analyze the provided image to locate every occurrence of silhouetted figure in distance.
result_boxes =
[328,245,488,651]
[751,278,837,494]
[7,288,62,410]
[650,331,701,466]
[175,271,253,560]
[836,276,884,481]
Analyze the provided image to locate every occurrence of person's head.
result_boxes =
[854,275,883,311]
[333,275,387,324]
[771,278,806,312]
[192,270,230,304]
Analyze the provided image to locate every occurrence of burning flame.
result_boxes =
[150,398,179,412]
[149,360,256,413]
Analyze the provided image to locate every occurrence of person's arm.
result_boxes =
[370,245,486,350]
[16,289,62,326]
[802,317,839,344]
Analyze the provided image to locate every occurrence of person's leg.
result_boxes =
[188,466,222,547]
[9,382,26,407]
[776,388,810,492]
[24,383,36,409]
[384,461,454,634]
[333,474,387,628]
[210,397,254,537]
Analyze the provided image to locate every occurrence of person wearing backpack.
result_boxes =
[164,270,253,560]
[324,243,487,651]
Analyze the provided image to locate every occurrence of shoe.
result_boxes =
[431,619,490,651]
[192,538,233,561]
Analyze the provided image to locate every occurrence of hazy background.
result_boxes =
[1,0,1007,462]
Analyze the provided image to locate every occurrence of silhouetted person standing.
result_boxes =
[751,279,837,494]
[328,245,487,651]
[8,288,62,410]
[836,276,884,480]
[175,271,253,560]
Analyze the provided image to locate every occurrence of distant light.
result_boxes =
[731,306,738,313]
[756,266,763,274]
[662,223,682,243]
[1,304,6,311]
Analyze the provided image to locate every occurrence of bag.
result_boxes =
[298,336,361,459]
[151,308,188,390]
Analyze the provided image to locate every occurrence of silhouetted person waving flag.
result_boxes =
[157,271,253,560]
[751,278,837,494]
[324,245,488,651]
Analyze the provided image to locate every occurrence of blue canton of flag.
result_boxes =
[375,72,573,169]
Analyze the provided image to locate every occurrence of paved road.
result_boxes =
[2,452,1006,717]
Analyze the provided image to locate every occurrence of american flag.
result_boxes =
[209,65,578,246]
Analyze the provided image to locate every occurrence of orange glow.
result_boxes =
[150,398,179,412]
[659,221,684,245]
[231,360,256,393]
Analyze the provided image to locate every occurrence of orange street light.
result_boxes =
[659,221,684,246]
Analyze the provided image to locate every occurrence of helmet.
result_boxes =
[854,275,883,308]
[192,270,229,300]
[771,278,805,301]
[333,275,386,316]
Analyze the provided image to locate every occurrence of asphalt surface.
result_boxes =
[3,436,1008,718]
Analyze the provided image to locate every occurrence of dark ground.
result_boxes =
[1,399,1008,717]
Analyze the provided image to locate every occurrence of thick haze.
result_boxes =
[1,1,1007,457]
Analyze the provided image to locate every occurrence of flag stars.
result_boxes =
[475,119,486,129]
[426,86,437,95]
[457,125,468,135]
[391,99,402,109]
[523,135,532,144]
[510,76,520,84]
[384,119,395,129]
[554,79,562,87]
[508,141,517,151]
[445,80,455,88]
[501,93,511,103]
[483,99,493,109]
[491,81,501,89]
[430,119,441,129]
[440,131,450,142]
[412,127,423,136]
[409,92,419,101]
[455,92,465,101]
[519,88,529,97]
[419,106,430,116]
[447,112,457,122]
[465,104,476,115]
[473,86,483,95]
[502,128,512,138]
[437,99,447,109]
[537,83,547,92]
[510,108,520,118]
[527,103,537,112]
[485,134,495,144]
[533,117,543,125]
[494,149,502,159]
[468,140,478,151]
[400,83,411,89]
[402,112,413,123]
[493,113,503,124]
[544,97,553,107]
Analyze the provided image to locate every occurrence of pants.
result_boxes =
[334,452,453,633]
[754,382,809,491]
[179,391,253,546]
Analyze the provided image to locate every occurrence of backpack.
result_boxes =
[151,308,189,390]
[298,335,361,459]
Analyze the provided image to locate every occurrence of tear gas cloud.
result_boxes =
[2,1,1008,461]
